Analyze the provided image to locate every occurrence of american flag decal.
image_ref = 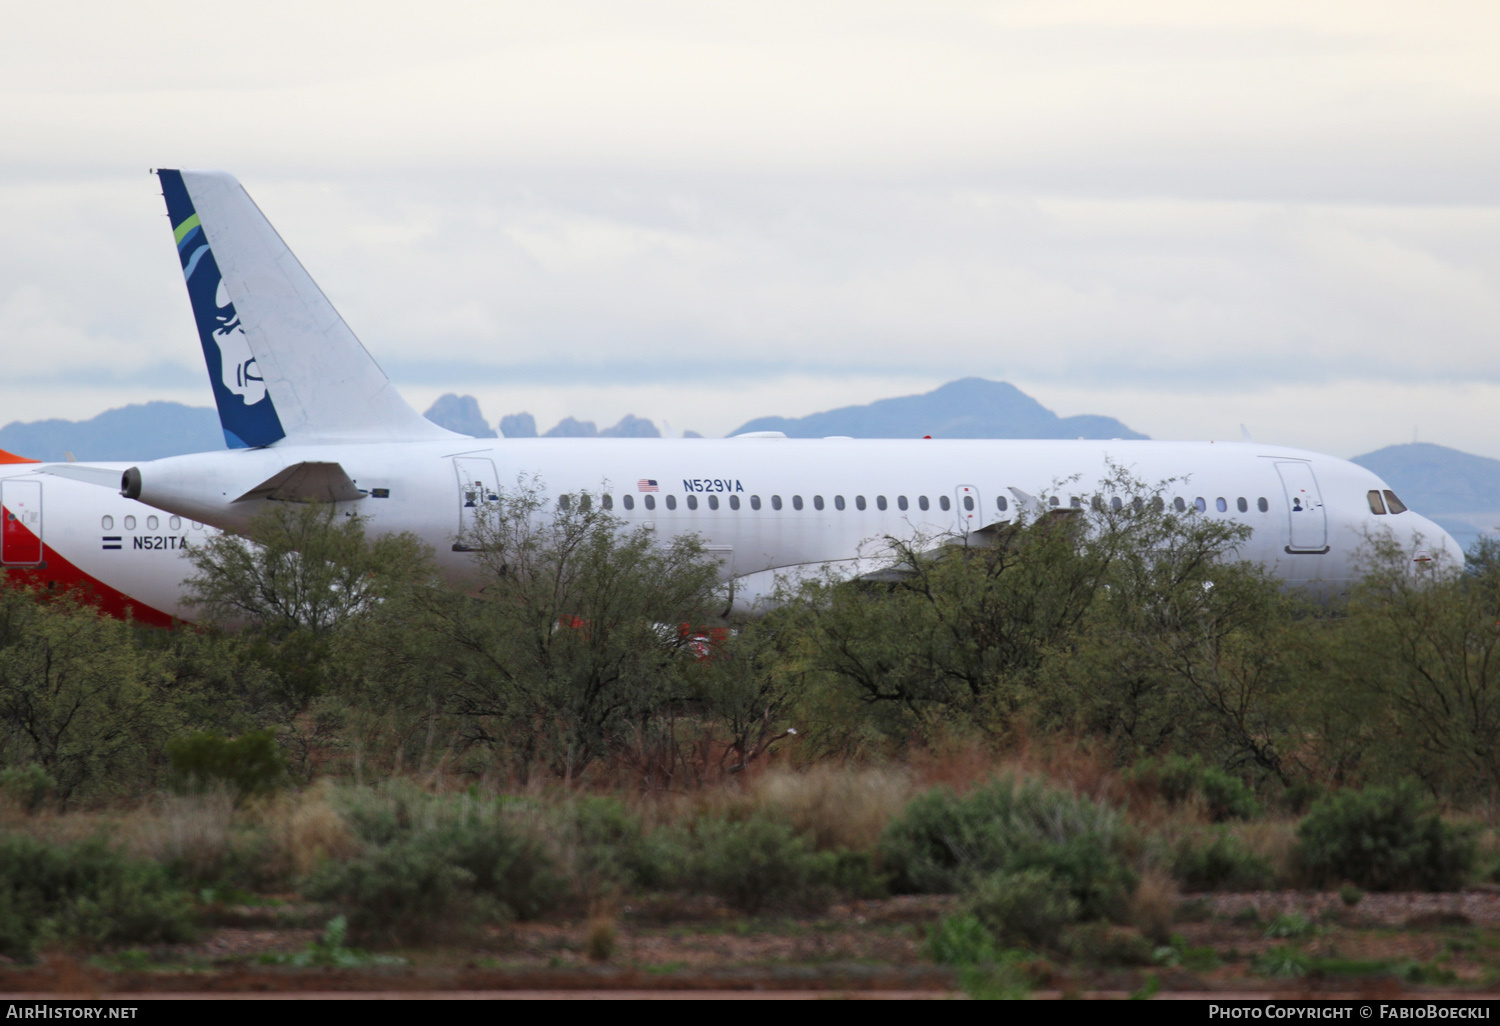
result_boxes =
[637,479,659,492]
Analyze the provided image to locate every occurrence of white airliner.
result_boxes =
[0,170,1464,621]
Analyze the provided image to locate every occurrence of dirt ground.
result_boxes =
[7,890,1500,998]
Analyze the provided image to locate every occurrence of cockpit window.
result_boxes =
[1384,490,1408,515]
[1367,490,1387,515]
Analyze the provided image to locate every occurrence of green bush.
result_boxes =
[0,835,195,960]
[1170,831,1274,891]
[1296,781,1475,891]
[927,913,1002,966]
[685,815,839,914]
[166,729,286,800]
[1128,755,1258,822]
[965,868,1080,949]
[1200,768,1260,822]
[305,785,576,942]
[879,775,1135,919]
[300,833,476,945]
[0,763,53,813]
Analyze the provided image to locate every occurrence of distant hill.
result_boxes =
[0,402,224,462]
[730,378,1148,440]
[422,394,496,438]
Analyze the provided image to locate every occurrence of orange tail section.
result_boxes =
[0,449,39,464]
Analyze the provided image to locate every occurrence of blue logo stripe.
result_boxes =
[182,245,210,281]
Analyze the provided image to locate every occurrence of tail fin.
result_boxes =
[157,170,457,446]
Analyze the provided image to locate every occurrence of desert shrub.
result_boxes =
[879,775,1135,919]
[965,867,1080,949]
[0,763,53,813]
[303,784,569,940]
[1128,754,1259,822]
[439,815,565,921]
[0,835,194,960]
[1171,831,1275,891]
[927,913,1002,966]
[1296,781,1476,891]
[568,796,664,894]
[300,835,477,945]
[684,815,839,914]
[166,729,286,801]
[1200,768,1260,822]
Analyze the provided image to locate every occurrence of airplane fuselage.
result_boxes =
[112,435,1460,615]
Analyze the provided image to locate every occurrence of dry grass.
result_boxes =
[750,764,913,851]
[258,780,360,880]
[1233,817,1302,887]
[1130,866,1180,944]
[122,790,239,880]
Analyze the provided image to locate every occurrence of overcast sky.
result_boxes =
[3,1,1500,456]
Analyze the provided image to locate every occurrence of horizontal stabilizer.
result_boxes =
[235,462,366,503]
[35,464,122,488]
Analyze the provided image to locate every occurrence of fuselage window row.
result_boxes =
[552,489,1294,521]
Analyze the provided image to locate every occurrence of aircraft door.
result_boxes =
[954,484,983,534]
[1,480,42,565]
[452,457,500,551]
[1275,461,1328,553]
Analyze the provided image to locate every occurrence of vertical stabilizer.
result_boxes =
[157,169,458,445]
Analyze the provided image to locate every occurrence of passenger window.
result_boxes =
[1194,497,1207,513]
[996,496,1008,512]
[898,496,909,511]
[1110,497,1122,511]
[601,495,613,510]
[665,495,677,510]
[834,495,845,511]
[1384,490,1408,514]
[1173,497,1186,512]
[963,495,974,511]
[192,521,203,530]
[124,515,136,530]
[623,494,635,510]
[1092,496,1105,512]
[940,496,951,511]
[729,495,740,510]
[558,495,571,511]
[1215,497,1227,512]
[918,496,930,511]
[686,495,698,510]
[772,495,782,510]
[855,496,866,511]
[1151,497,1164,512]
[876,496,887,511]
[792,495,804,511]
[147,515,159,530]
[1237,497,1248,513]
[813,495,824,511]
[708,495,718,510]
[101,515,113,530]
[644,495,656,510]
[751,495,762,510]
[1066,497,1078,508]
[1257,497,1269,512]
[579,494,592,511]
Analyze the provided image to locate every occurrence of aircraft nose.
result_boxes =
[1411,515,1464,573]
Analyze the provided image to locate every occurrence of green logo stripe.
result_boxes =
[173,212,201,245]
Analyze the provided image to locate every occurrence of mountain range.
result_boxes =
[2,382,1494,549]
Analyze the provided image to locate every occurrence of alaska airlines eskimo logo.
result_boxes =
[211,279,265,405]
[176,212,267,407]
